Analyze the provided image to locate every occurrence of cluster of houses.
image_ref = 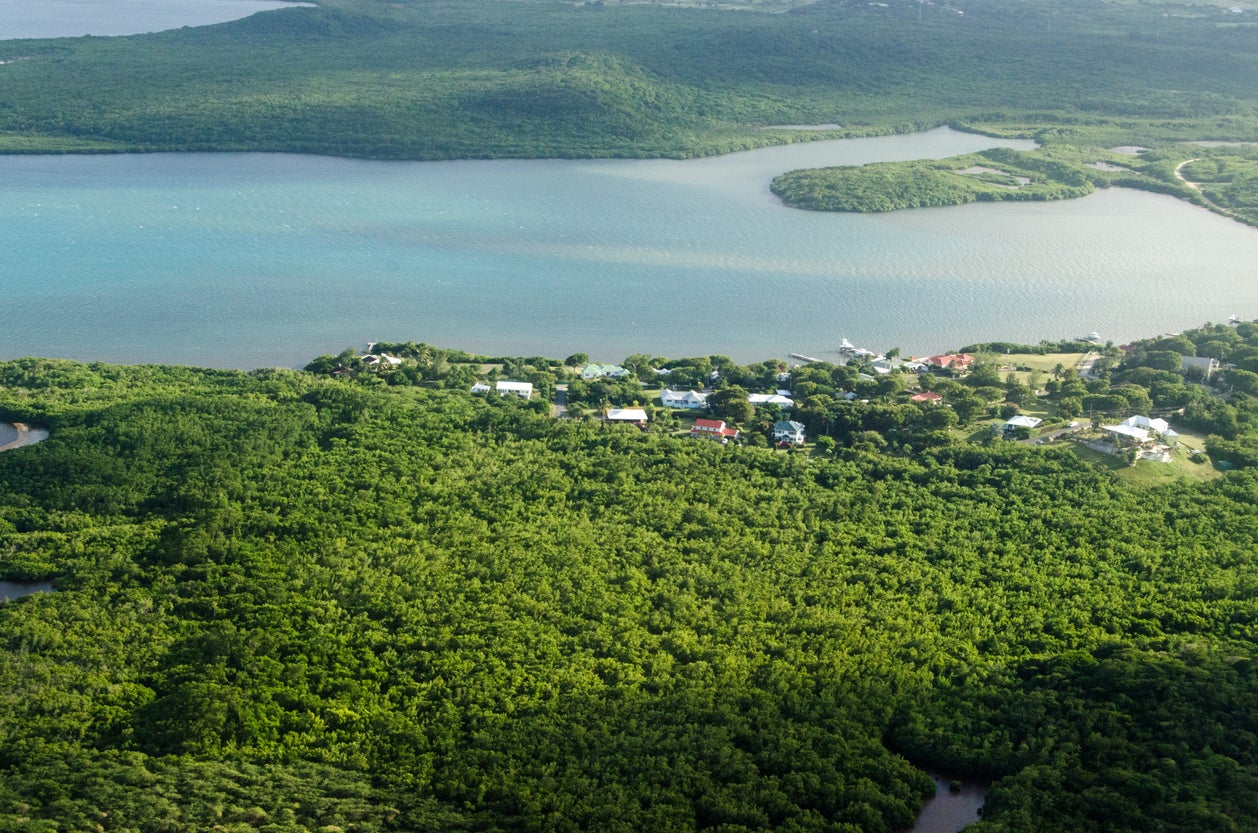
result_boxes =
[839,339,972,375]
[469,375,809,445]
[687,417,807,446]
[464,344,990,447]
[663,388,806,445]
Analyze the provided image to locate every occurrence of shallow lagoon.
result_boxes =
[2,128,1256,368]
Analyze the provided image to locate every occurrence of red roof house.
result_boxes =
[925,353,974,370]
[691,418,739,442]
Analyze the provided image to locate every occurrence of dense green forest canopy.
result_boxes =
[2,321,1258,830]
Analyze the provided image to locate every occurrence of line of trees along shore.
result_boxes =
[1,320,1258,830]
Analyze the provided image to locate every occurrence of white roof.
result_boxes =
[1104,424,1149,441]
[749,393,794,407]
[1005,415,1042,428]
[496,380,533,392]
[661,388,707,402]
[470,382,491,393]
[607,408,648,421]
[1123,415,1169,433]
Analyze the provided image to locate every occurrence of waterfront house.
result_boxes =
[925,353,975,370]
[581,363,631,380]
[661,389,710,409]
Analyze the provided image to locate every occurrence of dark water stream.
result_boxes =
[903,774,989,833]
[0,580,54,602]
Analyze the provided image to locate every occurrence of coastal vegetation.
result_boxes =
[1,320,1258,830]
[770,144,1258,226]
[770,149,1098,213]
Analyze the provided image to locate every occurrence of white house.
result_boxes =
[660,389,709,409]
[606,408,649,424]
[1103,423,1150,443]
[692,418,739,443]
[1123,415,1170,434]
[470,382,492,394]
[749,393,795,409]
[496,380,533,399]
[772,420,807,445]
[1001,415,1042,437]
[363,353,403,367]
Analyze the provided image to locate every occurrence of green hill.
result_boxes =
[3,0,1258,159]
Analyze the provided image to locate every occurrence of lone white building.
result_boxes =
[660,389,709,409]
[606,408,649,424]
[496,380,533,399]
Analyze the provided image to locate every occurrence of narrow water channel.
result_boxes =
[0,422,48,451]
[0,580,54,602]
[904,774,989,833]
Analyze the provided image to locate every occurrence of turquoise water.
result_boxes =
[0,0,309,39]
[3,128,1256,368]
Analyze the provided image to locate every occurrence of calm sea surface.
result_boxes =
[0,0,308,39]
[3,128,1257,369]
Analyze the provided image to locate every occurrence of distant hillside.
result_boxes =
[1,0,1258,158]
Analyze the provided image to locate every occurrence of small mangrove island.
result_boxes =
[770,143,1258,227]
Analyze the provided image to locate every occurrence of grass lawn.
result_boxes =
[997,352,1089,374]
[991,352,1089,389]
[1067,440,1221,486]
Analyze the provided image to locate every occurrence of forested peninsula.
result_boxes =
[2,321,1258,831]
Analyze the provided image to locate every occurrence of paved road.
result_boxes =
[1022,419,1091,445]
[553,384,568,418]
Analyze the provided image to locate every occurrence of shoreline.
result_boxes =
[0,422,48,452]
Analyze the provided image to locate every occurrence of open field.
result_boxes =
[1068,439,1222,485]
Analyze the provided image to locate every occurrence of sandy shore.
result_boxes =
[0,423,49,452]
